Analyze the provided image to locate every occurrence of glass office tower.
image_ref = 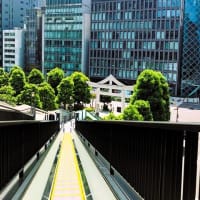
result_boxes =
[25,8,43,72]
[44,0,91,75]
[89,0,200,96]
[89,0,181,95]
[181,0,200,96]
[0,0,2,66]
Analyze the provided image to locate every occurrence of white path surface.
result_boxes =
[70,120,117,200]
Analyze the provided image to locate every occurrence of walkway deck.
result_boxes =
[50,134,86,200]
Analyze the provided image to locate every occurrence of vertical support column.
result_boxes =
[95,88,100,113]
[180,131,186,200]
[121,89,126,112]
[195,132,200,200]
[19,169,24,179]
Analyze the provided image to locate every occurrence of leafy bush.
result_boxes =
[103,112,123,120]
[84,107,95,112]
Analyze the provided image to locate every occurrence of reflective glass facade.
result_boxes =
[0,0,2,66]
[89,0,182,95]
[25,8,42,71]
[181,0,200,96]
[44,1,84,75]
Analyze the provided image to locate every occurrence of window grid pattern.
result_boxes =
[89,0,181,95]
[25,8,42,70]
[181,0,200,96]
[44,3,82,75]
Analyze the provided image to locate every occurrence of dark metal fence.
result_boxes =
[0,120,59,191]
[76,120,200,200]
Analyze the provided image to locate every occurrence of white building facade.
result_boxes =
[88,74,133,113]
[3,28,25,72]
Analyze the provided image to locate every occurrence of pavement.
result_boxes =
[170,105,200,122]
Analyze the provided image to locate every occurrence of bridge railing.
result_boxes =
[0,120,59,191]
[76,120,200,200]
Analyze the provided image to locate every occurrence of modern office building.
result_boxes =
[0,0,43,67]
[43,0,91,75]
[181,0,200,96]
[3,28,25,72]
[25,7,43,72]
[89,0,200,96]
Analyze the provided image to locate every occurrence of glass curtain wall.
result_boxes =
[89,0,182,95]
[181,0,200,96]
[44,0,83,75]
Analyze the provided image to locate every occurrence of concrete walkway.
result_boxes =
[19,120,116,200]
[65,120,117,200]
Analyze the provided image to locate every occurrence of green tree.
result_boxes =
[17,83,42,108]
[70,72,91,110]
[103,112,122,120]
[0,85,16,105]
[47,67,64,94]
[38,82,57,111]
[28,68,44,84]
[9,67,26,95]
[0,68,9,87]
[56,77,74,109]
[9,66,22,77]
[133,100,153,121]
[123,104,143,120]
[131,69,170,121]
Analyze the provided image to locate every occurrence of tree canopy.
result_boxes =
[0,68,9,87]
[47,67,64,94]
[130,69,170,121]
[28,68,44,84]
[9,67,26,96]
[123,104,143,120]
[0,67,92,111]
[17,83,42,108]
[38,82,57,110]
[70,72,91,109]
[0,85,16,105]
[56,77,74,109]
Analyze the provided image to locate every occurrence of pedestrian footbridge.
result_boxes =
[50,134,85,200]
[0,119,200,200]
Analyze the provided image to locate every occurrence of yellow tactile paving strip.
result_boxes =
[50,134,86,200]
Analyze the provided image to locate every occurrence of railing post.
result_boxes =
[195,132,200,200]
[36,152,40,161]
[180,130,186,200]
[19,169,24,179]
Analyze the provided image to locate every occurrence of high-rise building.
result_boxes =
[3,28,25,72]
[43,0,91,75]
[181,0,200,96]
[0,0,43,67]
[25,7,43,72]
[89,0,200,96]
